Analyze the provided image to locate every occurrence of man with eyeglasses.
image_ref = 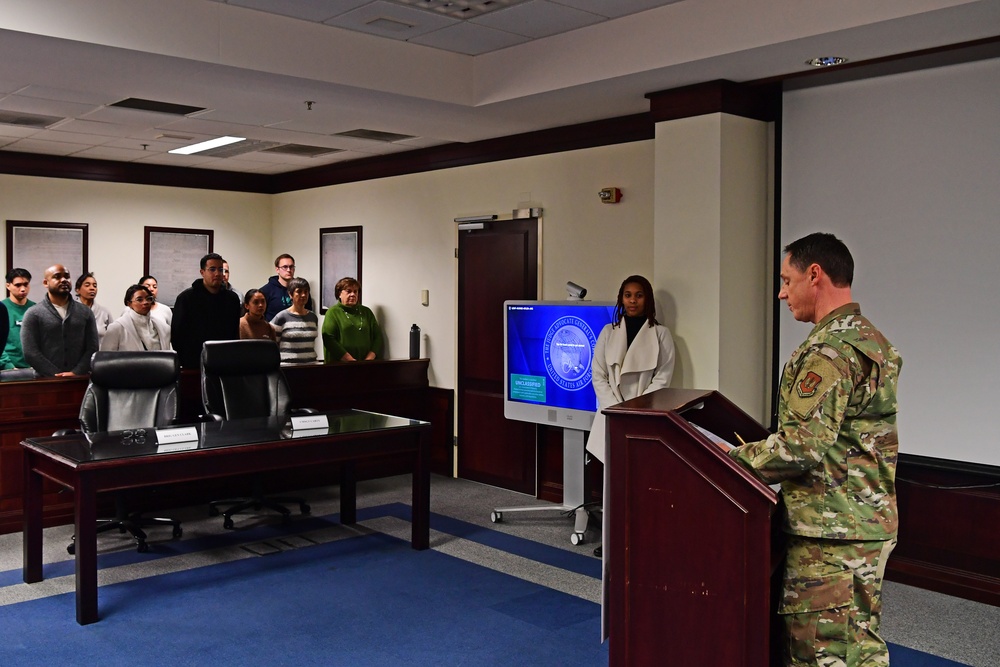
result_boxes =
[1,268,33,370]
[261,254,312,321]
[171,253,241,368]
[21,264,99,377]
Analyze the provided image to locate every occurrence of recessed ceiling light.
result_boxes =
[169,136,246,155]
[806,56,848,67]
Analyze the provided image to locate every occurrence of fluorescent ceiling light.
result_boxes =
[169,136,246,155]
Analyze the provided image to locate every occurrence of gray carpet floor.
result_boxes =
[1,474,997,666]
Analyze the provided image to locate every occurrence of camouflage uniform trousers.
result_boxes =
[779,535,897,667]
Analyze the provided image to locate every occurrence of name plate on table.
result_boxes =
[154,426,200,453]
[290,414,329,430]
[289,427,330,439]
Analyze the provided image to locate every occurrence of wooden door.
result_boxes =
[457,218,538,493]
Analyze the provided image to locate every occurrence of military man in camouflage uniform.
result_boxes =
[728,232,902,667]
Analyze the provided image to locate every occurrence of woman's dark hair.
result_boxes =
[613,275,658,327]
[335,277,360,297]
[138,275,157,285]
[286,277,310,296]
[74,272,96,291]
[123,284,151,307]
[243,288,264,307]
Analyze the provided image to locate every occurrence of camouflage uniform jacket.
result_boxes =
[729,303,902,541]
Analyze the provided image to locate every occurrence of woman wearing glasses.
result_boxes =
[138,275,172,327]
[101,284,171,351]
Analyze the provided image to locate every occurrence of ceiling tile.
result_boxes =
[0,95,98,120]
[409,22,530,55]
[553,0,682,20]
[228,0,371,23]
[471,1,603,39]
[323,1,458,40]
[3,138,86,156]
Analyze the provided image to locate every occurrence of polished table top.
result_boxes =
[23,409,429,466]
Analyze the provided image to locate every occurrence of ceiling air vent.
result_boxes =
[196,139,281,158]
[334,129,415,143]
[0,110,64,129]
[260,144,343,158]
[110,98,206,116]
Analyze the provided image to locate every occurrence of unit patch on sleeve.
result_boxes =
[787,354,841,419]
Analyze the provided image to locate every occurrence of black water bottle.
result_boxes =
[409,324,420,359]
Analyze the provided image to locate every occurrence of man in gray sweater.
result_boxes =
[21,264,98,377]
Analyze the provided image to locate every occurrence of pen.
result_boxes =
[734,432,747,447]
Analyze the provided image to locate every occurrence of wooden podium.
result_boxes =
[605,388,782,667]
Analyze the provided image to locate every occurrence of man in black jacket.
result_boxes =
[171,253,241,368]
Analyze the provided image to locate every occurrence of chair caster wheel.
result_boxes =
[136,541,149,553]
[223,517,235,530]
[571,532,585,546]
[67,542,76,555]
[301,504,311,515]
[491,511,502,523]
[172,526,183,539]
[208,506,219,517]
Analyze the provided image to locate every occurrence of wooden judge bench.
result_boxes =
[604,387,783,667]
[0,359,453,536]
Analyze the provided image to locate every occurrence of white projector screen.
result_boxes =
[780,57,1000,468]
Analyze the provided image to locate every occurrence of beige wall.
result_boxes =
[653,113,771,421]
[272,141,655,388]
[0,174,272,314]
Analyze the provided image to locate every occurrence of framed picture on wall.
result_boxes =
[320,226,362,313]
[144,227,214,307]
[6,221,88,289]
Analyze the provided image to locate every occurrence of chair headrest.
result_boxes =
[90,350,180,389]
[201,339,281,376]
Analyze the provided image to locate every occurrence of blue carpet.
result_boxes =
[0,504,972,666]
[0,530,608,666]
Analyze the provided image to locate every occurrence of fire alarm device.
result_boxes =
[599,187,622,203]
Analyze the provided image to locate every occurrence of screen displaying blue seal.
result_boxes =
[504,300,616,429]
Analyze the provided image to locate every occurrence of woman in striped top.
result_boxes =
[270,277,318,364]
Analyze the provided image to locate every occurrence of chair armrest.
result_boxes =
[52,428,82,437]
[290,408,319,416]
[192,414,224,423]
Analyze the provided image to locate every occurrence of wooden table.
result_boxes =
[22,409,431,625]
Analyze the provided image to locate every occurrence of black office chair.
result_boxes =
[64,350,183,554]
[200,339,311,529]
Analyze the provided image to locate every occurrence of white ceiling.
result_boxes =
[0,0,997,175]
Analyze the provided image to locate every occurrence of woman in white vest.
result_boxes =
[587,275,674,562]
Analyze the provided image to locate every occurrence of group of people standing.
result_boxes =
[587,232,900,667]
[1,252,384,378]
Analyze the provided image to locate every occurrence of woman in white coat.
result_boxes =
[101,284,171,352]
[587,275,674,569]
[586,275,675,463]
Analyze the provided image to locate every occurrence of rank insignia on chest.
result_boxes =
[797,371,823,398]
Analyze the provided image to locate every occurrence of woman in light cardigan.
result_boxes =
[101,284,171,351]
[586,275,674,567]
[586,274,675,463]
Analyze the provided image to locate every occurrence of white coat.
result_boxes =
[585,320,675,463]
[101,311,172,352]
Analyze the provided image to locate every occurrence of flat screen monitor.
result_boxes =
[504,300,616,431]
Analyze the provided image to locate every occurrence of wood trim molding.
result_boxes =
[0,150,274,194]
[270,113,654,193]
[645,80,782,123]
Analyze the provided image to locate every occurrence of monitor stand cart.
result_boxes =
[490,428,594,545]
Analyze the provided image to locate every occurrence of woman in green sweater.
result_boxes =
[322,277,383,362]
